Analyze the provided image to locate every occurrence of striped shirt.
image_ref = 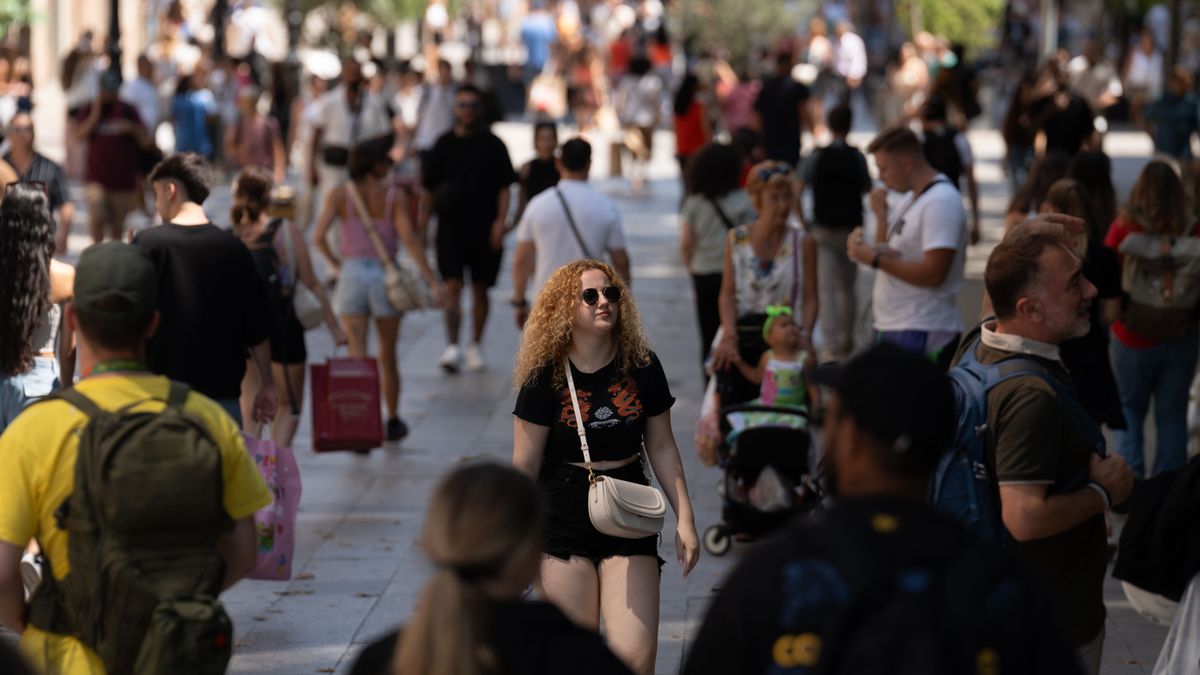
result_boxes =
[5,152,70,212]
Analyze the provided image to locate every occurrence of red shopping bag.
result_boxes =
[310,357,383,452]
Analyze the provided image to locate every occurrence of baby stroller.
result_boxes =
[702,403,821,556]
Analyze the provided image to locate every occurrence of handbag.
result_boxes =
[241,432,302,580]
[345,182,432,312]
[564,357,666,539]
[279,218,324,330]
[310,356,384,452]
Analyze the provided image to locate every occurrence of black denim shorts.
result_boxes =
[538,461,665,569]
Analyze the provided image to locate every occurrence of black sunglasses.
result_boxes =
[580,286,621,305]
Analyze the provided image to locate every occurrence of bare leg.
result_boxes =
[598,555,660,675]
[271,362,305,448]
[374,316,402,418]
[443,278,464,345]
[537,555,601,630]
[470,282,490,345]
[342,315,371,358]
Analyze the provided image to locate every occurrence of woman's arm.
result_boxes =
[49,259,75,304]
[712,232,739,371]
[801,236,819,346]
[679,216,696,268]
[313,186,341,274]
[513,418,550,478]
[643,411,700,575]
[288,220,345,343]
[393,190,443,305]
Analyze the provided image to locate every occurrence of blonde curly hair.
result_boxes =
[512,259,651,390]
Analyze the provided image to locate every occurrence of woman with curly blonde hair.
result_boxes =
[512,259,700,675]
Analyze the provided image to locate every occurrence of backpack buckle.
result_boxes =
[972,461,989,480]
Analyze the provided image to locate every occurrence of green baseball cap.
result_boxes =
[73,242,158,320]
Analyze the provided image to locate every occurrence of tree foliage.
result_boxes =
[0,0,37,35]
[896,0,1006,52]
[680,0,800,67]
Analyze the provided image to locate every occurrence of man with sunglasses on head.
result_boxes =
[421,83,517,373]
[511,137,630,328]
[847,126,968,371]
[4,112,73,253]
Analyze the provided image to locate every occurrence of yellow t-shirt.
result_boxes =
[0,374,273,675]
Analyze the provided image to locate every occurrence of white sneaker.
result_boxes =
[438,344,462,373]
[465,343,485,372]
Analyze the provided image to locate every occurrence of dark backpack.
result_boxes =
[249,217,292,317]
[921,128,964,189]
[787,508,1078,675]
[28,383,235,675]
[931,333,1105,542]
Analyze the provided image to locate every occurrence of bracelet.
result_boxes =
[871,251,882,269]
[510,298,528,308]
[1086,481,1111,512]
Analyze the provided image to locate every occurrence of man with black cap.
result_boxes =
[682,343,1083,675]
[74,69,152,243]
[0,242,270,673]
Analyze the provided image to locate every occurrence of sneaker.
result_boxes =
[20,552,42,597]
[386,417,409,442]
[465,343,485,372]
[438,344,461,373]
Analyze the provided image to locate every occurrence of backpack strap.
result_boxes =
[53,388,104,418]
[166,381,191,409]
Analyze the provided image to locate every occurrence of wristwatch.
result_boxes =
[510,297,528,308]
[871,251,882,269]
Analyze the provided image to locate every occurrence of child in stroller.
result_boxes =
[703,307,821,556]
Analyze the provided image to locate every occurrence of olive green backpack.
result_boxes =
[27,382,235,675]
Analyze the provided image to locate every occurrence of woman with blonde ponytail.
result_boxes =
[349,463,632,675]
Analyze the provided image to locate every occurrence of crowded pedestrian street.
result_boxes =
[36,122,1169,674]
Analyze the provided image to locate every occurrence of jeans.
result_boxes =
[1111,334,1199,477]
[810,226,858,360]
[691,272,722,372]
[1005,144,1034,196]
[215,397,244,429]
[0,356,60,433]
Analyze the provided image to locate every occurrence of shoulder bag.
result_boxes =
[555,186,595,260]
[564,357,666,539]
[345,182,432,312]
[707,195,738,230]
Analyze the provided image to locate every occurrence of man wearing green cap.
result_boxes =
[0,243,271,673]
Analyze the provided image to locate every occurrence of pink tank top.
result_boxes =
[339,185,399,259]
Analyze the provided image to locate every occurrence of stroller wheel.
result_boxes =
[703,525,732,556]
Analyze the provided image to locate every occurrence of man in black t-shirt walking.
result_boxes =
[683,344,1086,675]
[754,51,813,166]
[134,153,277,427]
[798,105,870,360]
[420,84,517,373]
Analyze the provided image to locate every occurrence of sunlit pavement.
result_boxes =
[53,123,1170,673]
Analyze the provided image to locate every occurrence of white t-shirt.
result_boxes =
[413,84,455,151]
[872,175,967,333]
[516,179,627,295]
[314,86,394,148]
[121,77,160,131]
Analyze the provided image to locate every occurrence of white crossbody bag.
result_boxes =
[564,358,666,539]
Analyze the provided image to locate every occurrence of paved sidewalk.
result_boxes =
[55,124,1171,673]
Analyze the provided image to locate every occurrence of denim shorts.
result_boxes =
[0,356,60,432]
[333,258,401,318]
[538,461,664,569]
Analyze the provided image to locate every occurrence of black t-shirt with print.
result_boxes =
[513,351,675,464]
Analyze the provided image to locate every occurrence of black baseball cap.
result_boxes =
[73,242,158,321]
[810,343,956,471]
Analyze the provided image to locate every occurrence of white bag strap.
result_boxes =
[564,357,593,467]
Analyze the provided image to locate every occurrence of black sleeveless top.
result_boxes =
[525,158,560,199]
